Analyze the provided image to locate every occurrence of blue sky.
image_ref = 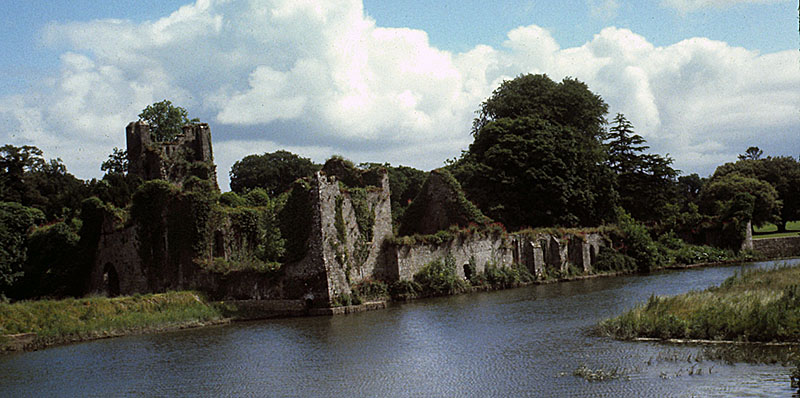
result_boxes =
[0,0,797,190]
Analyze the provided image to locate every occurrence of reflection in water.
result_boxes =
[1,259,799,397]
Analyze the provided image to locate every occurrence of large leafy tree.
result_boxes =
[0,145,88,220]
[453,74,616,229]
[712,155,800,231]
[0,202,44,297]
[138,100,198,142]
[699,173,781,228]
[605,114,678,223]
[229,150,319,195]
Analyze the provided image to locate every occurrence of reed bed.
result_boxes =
[599,263,800,342]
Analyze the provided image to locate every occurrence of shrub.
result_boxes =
[352,280,389,301]
[593,247,636,273]
[413,255,468,296]
[389,280,420,301]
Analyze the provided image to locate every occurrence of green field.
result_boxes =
[752,221,800,239]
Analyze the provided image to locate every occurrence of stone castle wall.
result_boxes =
[390,232,604,281]
[752,236,800,259]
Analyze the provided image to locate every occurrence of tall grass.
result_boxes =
[599,263,800,342]
[0,292,225,348]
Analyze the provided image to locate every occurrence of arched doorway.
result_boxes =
[103,263,121,297]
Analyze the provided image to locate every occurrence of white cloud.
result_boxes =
[660,0,785,13]
[1,0,798,191]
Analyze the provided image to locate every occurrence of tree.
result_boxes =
[699,173,781,228]
[738,146,763,161]
[0,145,88,220]
[713,156,800,231]
[605,114,678,223]
[0,144,45,203]
[229,150,319,195]
[138,100,198,142]
[0,202,44,297]
[101,147,128,174]
[454,74,616,229]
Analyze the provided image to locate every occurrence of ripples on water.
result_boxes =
[2,259,799,397]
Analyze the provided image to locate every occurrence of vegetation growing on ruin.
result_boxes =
[278,178,313,263]
[599,263,800,342]
[398,168,490,236]
[413,255,469,297]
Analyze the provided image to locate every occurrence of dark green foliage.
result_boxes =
[482,262,534,289]
[454,74,617,229]
[321,156,363,187]
[243,188,271,207]
[219,191,247,207]
[130,180,178,276]
[278,179,313,263]
[17,221,82,298]
[613,210,664,272]
[1,145,89,220]
[352,279,389,301]
[592,247,637,273]
[389,280,420,301]
[605,114,678,223]
[413,255,469,297]
[100,147,128,174]
[221,204,285,265]
[472,74,608,139]
[0,202,44,297]
[360,163,427,227]
[89,173,142,208]
[138,100,198,142]
[229,150,318,195]
[454,115,616,229]
[713,156,800,231]
[656,231,732,265]
[701,173,781,229]
[399,168,490,236]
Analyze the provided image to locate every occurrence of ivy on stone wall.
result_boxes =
[278,179,313,263]
[348,187,375,242]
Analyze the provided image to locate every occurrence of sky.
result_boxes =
[0,0,798,191]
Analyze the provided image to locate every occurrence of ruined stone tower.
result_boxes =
[126,121,217,189]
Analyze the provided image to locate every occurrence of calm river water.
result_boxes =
[2,259,799,397]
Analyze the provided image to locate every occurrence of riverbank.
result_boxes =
[0,292,389,353]
[598,262,800,342]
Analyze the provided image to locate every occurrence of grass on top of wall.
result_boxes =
[0,291,225,348]
[598,263,800,343]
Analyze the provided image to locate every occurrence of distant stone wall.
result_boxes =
[392,234,515,281]
[752,236,800,258]
[389,232,604,281]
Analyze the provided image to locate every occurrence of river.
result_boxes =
[2,259,799,397]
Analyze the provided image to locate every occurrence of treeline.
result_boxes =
[3,76,798,300]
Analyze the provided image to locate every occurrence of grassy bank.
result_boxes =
[598,263,800,342]
[0,291,227,351]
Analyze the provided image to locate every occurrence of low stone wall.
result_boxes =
[752,236,800,258]
[392,234,515,281]
[389,232,604,281]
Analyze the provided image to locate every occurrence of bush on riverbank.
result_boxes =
[0,291,224,349]
[598,263,800,342]
[413,255,469,297]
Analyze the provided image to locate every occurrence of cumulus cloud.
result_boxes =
[660,0,785,13]
[1,0,798,190]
